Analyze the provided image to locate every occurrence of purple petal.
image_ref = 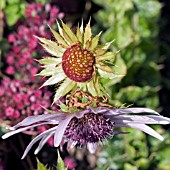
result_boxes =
[2,122,56,139]
[74,109,91,118]
[67,140,77,150]
[22,126,57,159]
[11,114,65,130]
[112,108,160,115]
[117,123,164,141]
[54,114,75,147]
[87,143,98,154]
[109,115,170,125]
[86,106,109,114]
[34,132,55,155]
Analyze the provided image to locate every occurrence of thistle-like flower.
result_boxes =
[2,106,170,159]
[36,20,120,103]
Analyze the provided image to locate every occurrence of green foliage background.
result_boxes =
[92,0,170,169]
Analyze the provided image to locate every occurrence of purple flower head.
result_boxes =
[2,106,170,159]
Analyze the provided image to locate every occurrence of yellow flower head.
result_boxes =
[36,20,121,103]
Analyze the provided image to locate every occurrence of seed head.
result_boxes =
[62,44,95,82]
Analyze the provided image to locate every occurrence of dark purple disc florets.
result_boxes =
[64,113,115,144]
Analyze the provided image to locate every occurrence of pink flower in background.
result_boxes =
[0,78,52,121]
[6,66,14,75]
[8,34,16,42]
[5,2,64,83]
[64,157,77,170]
[5,107,14,117]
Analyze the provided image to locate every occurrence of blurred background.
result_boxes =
[0,0,170,169]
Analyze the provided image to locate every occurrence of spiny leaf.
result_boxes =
[95,40,114,56]
[61,20,78,43]
[96,51,115,62]
[41,73,66,87]
[53,78,76,104]
[48,25,68,46]
[87,78,97,96]
[88,31,102,51]
[37,65,63,77]
[83,19,92,48]
[38,57,62,66]
[96,63,114,73]
[98,68,124,79]
[76,26,83,43]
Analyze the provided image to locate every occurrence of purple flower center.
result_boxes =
[64,113,115,144]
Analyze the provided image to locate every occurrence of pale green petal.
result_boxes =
[83,19,92,48]
[48,25,68,47]
[98,68,123,79]
[87,78,97,96]
[96,51,115,62]
[41,73,66,87]
[61,21,78,43]
[53,78,76,104]
[38,57,62,67]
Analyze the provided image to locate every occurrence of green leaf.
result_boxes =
[37,159,47,170]
[57,151,67,170]
[0,0,6,9]
[7,0,20,4]
[59,102,68,112]
[6,13,20,26]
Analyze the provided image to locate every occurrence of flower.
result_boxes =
[36,20,121,103]
[2,106,170,159]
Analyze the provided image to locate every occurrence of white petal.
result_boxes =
[87,143,98,154]
[54,114,74,147]
[22,126,57,159]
